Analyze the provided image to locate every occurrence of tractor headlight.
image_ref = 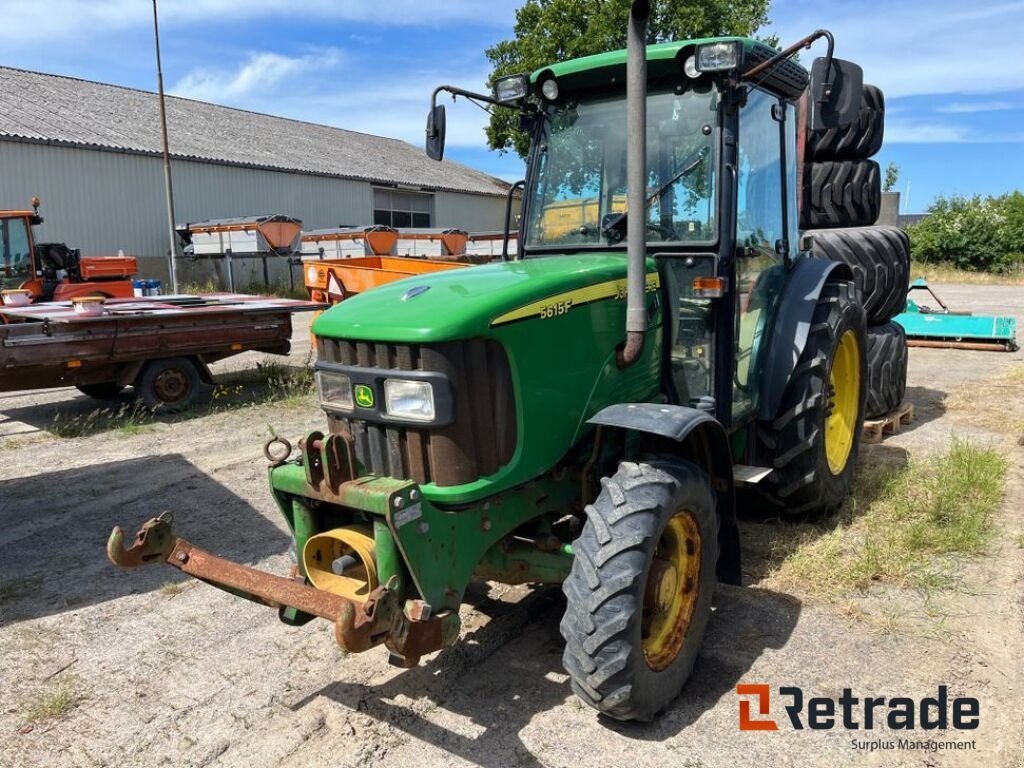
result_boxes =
[493,74,530,103]
[384,379,435,422]
[316,370,353,413]
[541,78,559,101]
[696,41,740,72]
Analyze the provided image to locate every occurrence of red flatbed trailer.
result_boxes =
[0,294,324,411]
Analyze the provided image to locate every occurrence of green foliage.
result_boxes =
[907,192,1024,273]
[883,161,900,192]
[485,0,773,157]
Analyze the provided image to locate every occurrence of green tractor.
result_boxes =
[109,3,870,721]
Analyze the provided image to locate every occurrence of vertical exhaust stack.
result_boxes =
[619,0,650,368]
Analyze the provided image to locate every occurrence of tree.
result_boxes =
[907,192,1024,274]
[484,0,774,157]
[883,161,900,193]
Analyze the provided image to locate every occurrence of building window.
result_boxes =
[373,188,433,228]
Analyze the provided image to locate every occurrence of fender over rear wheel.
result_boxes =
[561,460,719,721]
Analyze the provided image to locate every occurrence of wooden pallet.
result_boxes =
[862,402,914,443]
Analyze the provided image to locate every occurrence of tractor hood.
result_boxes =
[312,253,636,343]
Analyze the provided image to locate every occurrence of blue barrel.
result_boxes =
[147,279,163,297]
[132,279,146,297]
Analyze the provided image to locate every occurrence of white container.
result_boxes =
[72,296,106,317]
[1,289,32,306]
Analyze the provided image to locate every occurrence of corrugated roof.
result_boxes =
[0,66,510,197]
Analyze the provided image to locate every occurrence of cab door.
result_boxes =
[731,89,799,421]
[0,216,34,292]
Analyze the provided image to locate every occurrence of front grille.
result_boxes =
[316,337,516,487]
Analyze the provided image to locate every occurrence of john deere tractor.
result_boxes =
[110,2,872,721]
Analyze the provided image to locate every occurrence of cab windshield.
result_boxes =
[525,86,718,249]
[1,217,32,291]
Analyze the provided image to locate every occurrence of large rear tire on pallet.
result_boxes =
[800,160,881,229]
[561,460,718,721]
[804,225,910,324]
[136,357,211,413]
[757,280,867,516]
[865,321,908,419]
[806,85,885,161]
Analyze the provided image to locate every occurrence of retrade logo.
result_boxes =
[354,384,374,408]
[736,684,980,732]
[737,684,779,731]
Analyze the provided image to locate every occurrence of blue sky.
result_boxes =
[1,1,1021,212]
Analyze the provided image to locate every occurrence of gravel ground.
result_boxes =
[1,285,1022,768]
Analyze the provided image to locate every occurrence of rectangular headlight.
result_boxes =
[696,42,740,72]
[384,379,435,422]
[316,370,353,412]
[493,74,529,103]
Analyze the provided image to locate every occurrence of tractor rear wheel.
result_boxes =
[865,321,908,419]
[561,460,718,721]
[757,279,867,516]
[76,382,126,400]
[805,225,910,324]
[800,160,881,229]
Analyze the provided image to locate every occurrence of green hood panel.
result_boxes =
[311,254,635,343]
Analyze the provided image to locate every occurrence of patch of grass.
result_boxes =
[252,360,315,406]
[160,580,189,596]
[50,402,155,439]
[945,366,1024,437]
[21,677,82,724]
[766,438,1009,599]
[911,260,1024,285]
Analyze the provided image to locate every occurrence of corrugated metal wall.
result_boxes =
[0,140,507,287]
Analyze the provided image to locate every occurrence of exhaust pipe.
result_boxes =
[618,0,650,368]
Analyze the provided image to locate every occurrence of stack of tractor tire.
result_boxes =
[801,85,910,420]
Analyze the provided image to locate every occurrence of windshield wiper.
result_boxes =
[601,146,709,243]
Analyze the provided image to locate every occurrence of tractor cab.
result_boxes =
[0,199,139,304]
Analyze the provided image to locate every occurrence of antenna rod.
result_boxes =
[153,0,179,294]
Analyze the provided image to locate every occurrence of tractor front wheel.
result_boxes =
[561,460,719,721]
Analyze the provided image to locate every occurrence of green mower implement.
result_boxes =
[894,278,1018,352]
[110,3,872,721]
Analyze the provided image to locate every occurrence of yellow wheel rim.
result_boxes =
[642,511,701,671]
[825,329,860,475]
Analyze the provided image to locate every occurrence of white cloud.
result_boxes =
[172,50,342,101]
[885,119,1024,144]
[768,1,1024,98]
[0,1,518,44]
[171,51,496,149]
[934,101,1016,114]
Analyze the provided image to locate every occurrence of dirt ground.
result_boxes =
[1,284,1022,768]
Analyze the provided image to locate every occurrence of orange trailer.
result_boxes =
[303,255,466,305]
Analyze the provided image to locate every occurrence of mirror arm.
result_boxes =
[431,84,505,115]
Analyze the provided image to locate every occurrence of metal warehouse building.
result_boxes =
[0,66,511,284]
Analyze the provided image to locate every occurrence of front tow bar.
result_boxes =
[107,514,391,653]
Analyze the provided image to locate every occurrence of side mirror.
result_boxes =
[808,57,863,131]
[425,104,447,161]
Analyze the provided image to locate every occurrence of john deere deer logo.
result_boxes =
[354,384,374,408]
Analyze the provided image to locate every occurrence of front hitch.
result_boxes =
[106,515,401,653]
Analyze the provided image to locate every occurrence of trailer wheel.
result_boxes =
[800,160,881,229]
[757,279,867,516]
[137,357,210,413]
[561,460,718,722]
[865,321,908,419]
[75,383,126,400]
[805,226,910,324]
[806,84,885,161]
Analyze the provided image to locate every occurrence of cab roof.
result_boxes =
[531,36,808,101]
